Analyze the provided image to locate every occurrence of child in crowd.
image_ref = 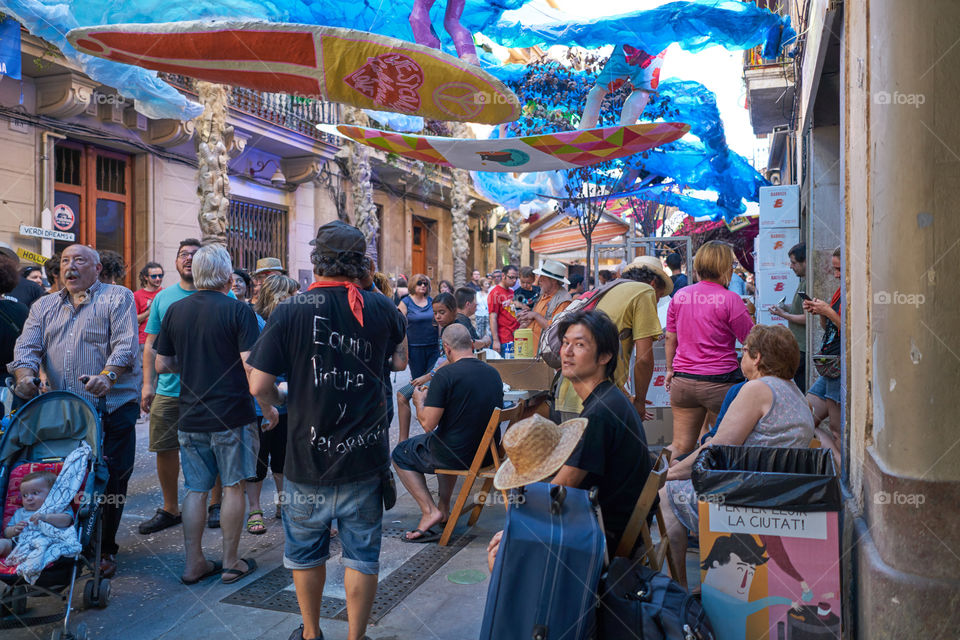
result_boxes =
[1,471,74,558]
[396,293,459,441]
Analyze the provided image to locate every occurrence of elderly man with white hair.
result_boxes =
[155,244,263,586]
[10,243,140,578]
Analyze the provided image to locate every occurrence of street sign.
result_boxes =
[0,18,22,80]
[19,225,75,241]
[16,247,48,265]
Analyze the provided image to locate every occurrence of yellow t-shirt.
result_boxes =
[554,282,662,414]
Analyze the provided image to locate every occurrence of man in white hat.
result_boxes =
[517,258,573,348]
[251,257,286,304]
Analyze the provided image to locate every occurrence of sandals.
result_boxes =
[403,527,440,543]
[246,510,267,535]
[222,558,257,584]
[181,559,222,585]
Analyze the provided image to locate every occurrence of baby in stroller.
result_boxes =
[1,471,74,558]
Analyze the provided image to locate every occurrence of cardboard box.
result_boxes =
[759,185,800,229]
[487,358,557,391]
[755,228,800,271]
[755,269,798,327]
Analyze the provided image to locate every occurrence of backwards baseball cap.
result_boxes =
[309,220,366,257]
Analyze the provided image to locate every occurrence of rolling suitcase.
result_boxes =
[479,482,606,640]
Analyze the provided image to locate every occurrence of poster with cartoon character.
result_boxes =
[698,504,842,640]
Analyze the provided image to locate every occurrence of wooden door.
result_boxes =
[53,143,134,288]
[412,218,427,276]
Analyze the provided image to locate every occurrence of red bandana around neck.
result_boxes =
[308,280,365,326]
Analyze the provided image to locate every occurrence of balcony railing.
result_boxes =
[158,73,341,142]
[744,45,791,70]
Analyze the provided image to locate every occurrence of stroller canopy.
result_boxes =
[0,392,101,467]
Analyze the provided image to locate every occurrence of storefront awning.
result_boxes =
[530,216,630,254]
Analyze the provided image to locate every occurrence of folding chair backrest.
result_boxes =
[615,450,670,558]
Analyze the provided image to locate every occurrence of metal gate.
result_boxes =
[226,199,288,273]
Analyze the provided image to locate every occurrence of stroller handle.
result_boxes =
[77,376,109,416]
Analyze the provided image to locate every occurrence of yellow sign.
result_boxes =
[16,247,48,265]
[725,215,751,232]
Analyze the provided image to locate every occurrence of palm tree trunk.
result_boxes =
[508,210,523,266]
[193,81,231,246]
[344,107,378,265]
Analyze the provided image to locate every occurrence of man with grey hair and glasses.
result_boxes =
[155,244,263,586]
[10,243,140,578]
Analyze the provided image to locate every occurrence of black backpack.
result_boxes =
[598,558,714,640]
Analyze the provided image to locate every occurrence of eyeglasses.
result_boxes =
[177,251,197,260]
[148,274,164,279]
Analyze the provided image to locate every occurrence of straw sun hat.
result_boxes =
[493,414,589,490]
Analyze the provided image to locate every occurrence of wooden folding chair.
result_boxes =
[613,450,679,580]
[437,404,523,547]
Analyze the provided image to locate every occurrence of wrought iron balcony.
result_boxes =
[158,73,341,142]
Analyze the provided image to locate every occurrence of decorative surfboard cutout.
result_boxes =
[67,20,520,125]
[318,122,690,172]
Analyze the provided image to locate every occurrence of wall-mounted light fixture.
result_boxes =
[248,158,286,187]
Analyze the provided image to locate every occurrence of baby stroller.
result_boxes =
[0,385,110,640]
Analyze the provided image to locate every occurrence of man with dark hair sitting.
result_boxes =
[552,309,653,550]
[454,287,491,350]
[392,323,502,543]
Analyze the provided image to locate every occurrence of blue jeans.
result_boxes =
[178,422,259,492]
[282,475,384,575]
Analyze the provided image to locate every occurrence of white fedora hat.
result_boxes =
[532,258,570,286]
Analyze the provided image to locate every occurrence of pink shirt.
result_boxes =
[666,281,754,375]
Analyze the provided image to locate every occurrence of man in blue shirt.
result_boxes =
[139,239,226,534]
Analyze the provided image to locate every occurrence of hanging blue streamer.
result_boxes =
[1,0,792,122]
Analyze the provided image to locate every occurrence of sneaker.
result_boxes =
[288,625,324,640]
[207,503,221,529]
[138,508,182,535]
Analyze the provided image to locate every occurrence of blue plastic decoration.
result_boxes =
[486,0,795,59]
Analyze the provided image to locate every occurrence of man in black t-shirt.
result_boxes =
[392,323,502,542]
[552,309,653,551]
[454,287,491,350]
[154,244,261,586]
[247,221,406,640]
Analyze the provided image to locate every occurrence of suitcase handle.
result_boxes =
[550,485,566,514]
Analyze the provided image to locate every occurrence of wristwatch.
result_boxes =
[100,370,118,384]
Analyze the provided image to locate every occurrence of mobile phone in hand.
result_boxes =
[798,292,812,301]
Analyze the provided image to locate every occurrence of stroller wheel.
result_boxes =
[50,629,62,640]
[82,578,110,609]
[74,621,89,640]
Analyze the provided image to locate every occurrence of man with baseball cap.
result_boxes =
[247,220,406,640]
[517,258,573,348]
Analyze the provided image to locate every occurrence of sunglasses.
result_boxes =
[417,281,428,286]
[148,274,164,279]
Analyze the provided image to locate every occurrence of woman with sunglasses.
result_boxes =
[398,274,436,378]
[134,262,165,355]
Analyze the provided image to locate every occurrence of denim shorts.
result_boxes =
[282,475,384,575]
[178,422,260,492]
[808,373,841,403]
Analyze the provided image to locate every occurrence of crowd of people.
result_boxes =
[0,226,846,640]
